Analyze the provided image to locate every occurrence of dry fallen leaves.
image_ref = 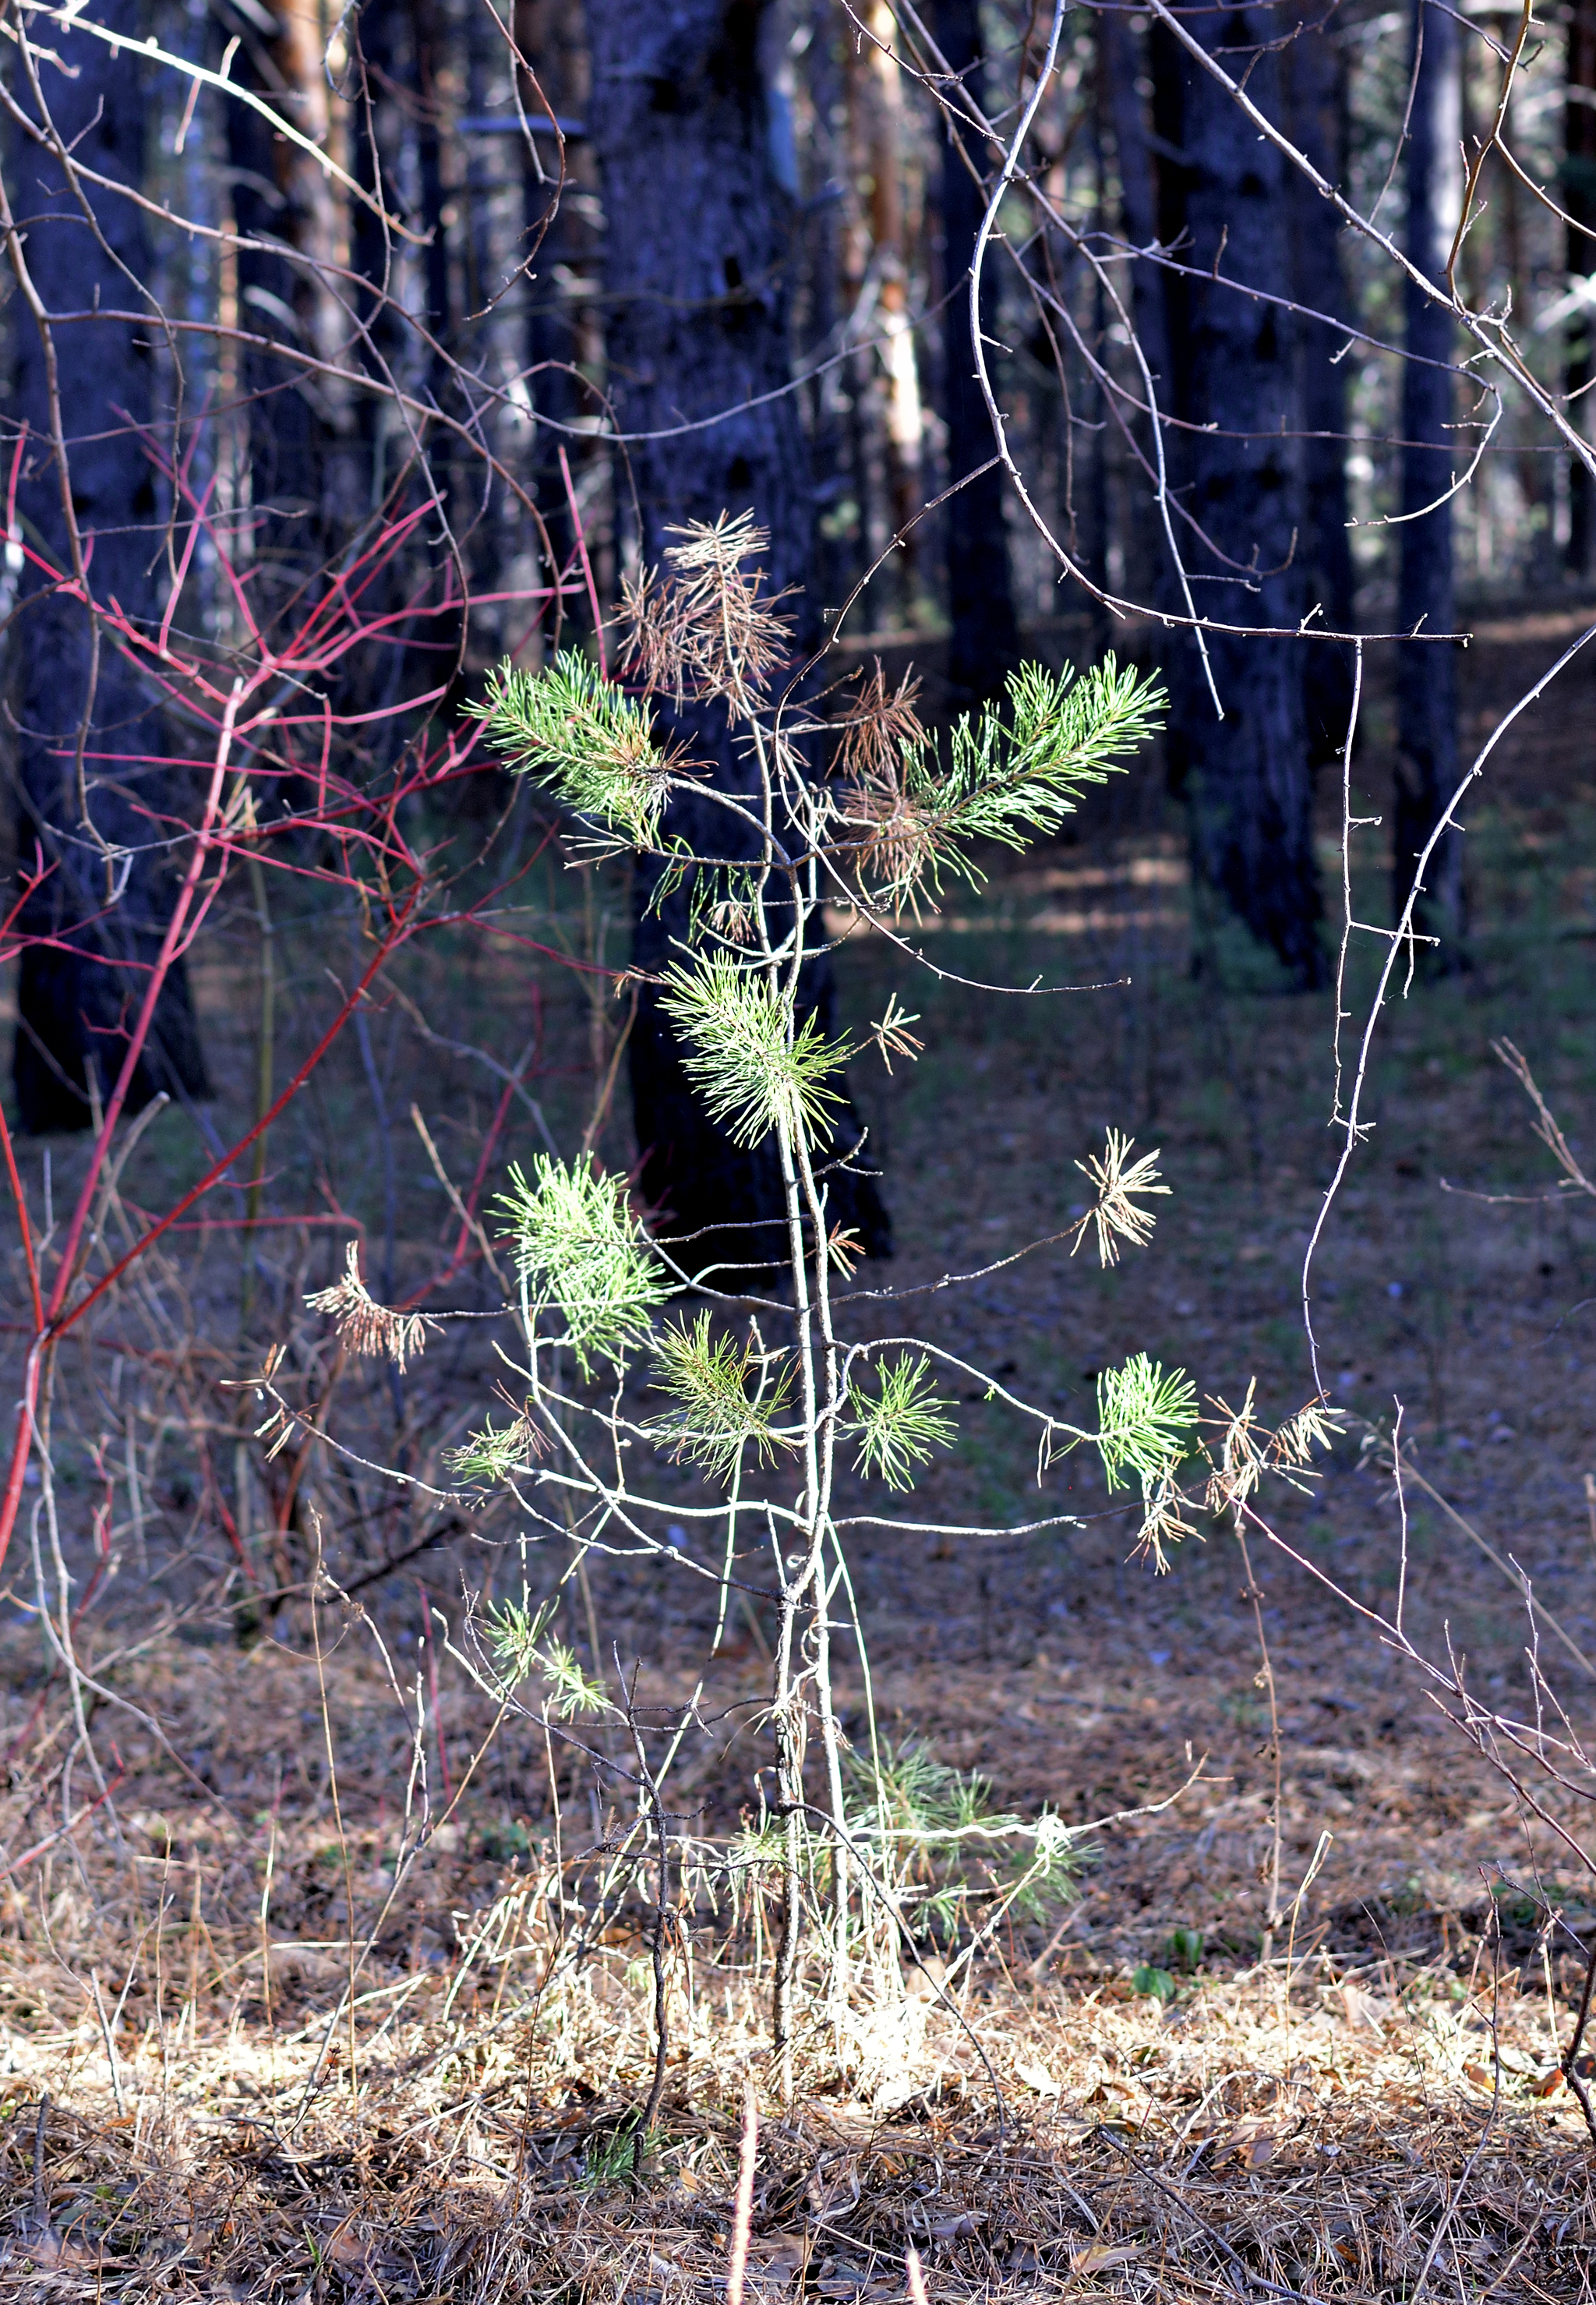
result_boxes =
[1071,2242,1145,2274]
[1015,2058,1062,2096]
[1211,2119,1281,2170]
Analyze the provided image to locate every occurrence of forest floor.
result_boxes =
[2,603,1596,2295]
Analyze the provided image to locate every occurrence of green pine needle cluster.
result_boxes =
[658,954,853,1149]
[580,2120,644,2190]
[949,658,1166,849]
[650,1312,793,1481]
[485,1593,557,1681]
[537,1639,613,1719]
[847,1738,1082,1927]
[728,1817,790,1875]
[853,1738,994,1845]
[1095,1352,1199,1493]
[447,1412,537,1489]
[849,1352,957,1490]
[844,656,1164,907]
[473,652,672,850]
[486,1599,613,1717]
[496,1154,666,1378]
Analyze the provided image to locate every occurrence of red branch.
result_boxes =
[0,435,601,1579]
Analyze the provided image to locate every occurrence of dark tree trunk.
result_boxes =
[1393,0,1464,953]
[1152,10,1326,988]
[1284,6,1357,767]
[9,1,208,1132]
[351,5,409,413]
[217,2,321,603]
[1074,58,1111,631]
[851,23,923,627]
[932,0,1019,704]
[799,2,852,619]
[344,6,447,748]
[586,0,889,1278]
[1104,9,1174,615]
[1567,0,1596,574]
[517,0,591,636]
[409,0,454,405]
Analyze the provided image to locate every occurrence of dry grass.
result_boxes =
[2,1767,1594,2304]
[3,1616,1595,2298]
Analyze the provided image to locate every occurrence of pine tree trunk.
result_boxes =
[1152,9,1326,988]
[1104,9,1174,615]
[221,0,353,602]
[409,0,456,416]
[517,0,595,641]
[853,5,924,627]
[1284,6,1356,767]
[931,0,1019,705]
[587,1,889,1274]
[351,5,409,408]
[1567,0,1596,574]
[799,2,852,617]
[9,1,209,1131]
[1393,0,1464,954]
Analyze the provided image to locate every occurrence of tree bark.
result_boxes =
[1104,9,1174,616]
[217,0,355,606]
[350,3,409,414]
[850,3,925,627]
[408,0,455,412]
[1393,0,1464,954]
[1567,0,1596,574]
[931,0,1019,705]
[344,4,455,748]
[517,0,595,640]
[586,0,889,1276]
[1152,9,1326,988]
[8,1,209,1132]
[1284,6,1356,768]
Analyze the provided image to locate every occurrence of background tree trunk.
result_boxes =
[1567,0,1596,576]
[931,0,1019,705]
[407,0,454,429]
[1105,9,1175,617]
[1152,9,1326,988]
[1284,6,1357,768]
[1393,0,1464,954]
[351,2,410,450]
[517,0,592,638]
[217,0,351,613]
[853,2,925,628]
[9,0,209,1132]
[587,0,889,1275]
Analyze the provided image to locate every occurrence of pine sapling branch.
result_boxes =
[496,1154,666,1379]
[849,1354,959,1490]
[659,954,853,1150]
[474,652,676,852]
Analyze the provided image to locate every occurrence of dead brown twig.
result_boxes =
[726,2081,758,2305]
[1492,1039,1596,1201]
